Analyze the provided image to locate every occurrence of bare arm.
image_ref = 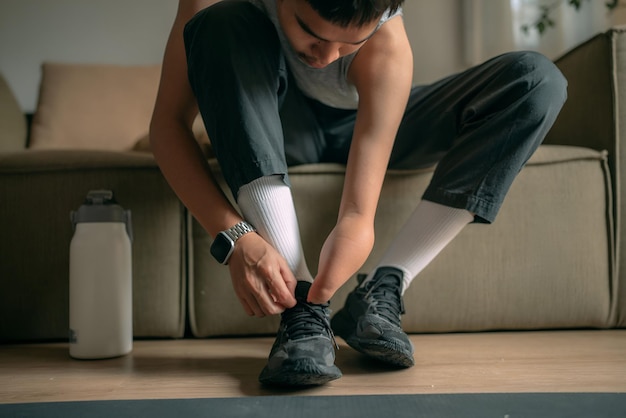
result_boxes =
[308,16,413,304]
[150,0,229,235]
[150,0,296,315]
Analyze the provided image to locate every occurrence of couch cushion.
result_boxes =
[132,114,213,157]
[547,27,626,328]
[0,72,27,151]
[29,63,161,151]
[189,144,613,336]
[0,150,186,341]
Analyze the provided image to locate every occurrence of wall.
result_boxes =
[610,2,626,25]
[3,1,624,114]
[402,0,466,84]
[0,0,468,113]
[0,0,176,112]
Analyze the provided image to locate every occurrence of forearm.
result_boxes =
[151,120,298,315]
[150,0,239,236]
[311,214,375,303]
[307,16,413,304]
[150,121,241,236]
[147,0,300,317]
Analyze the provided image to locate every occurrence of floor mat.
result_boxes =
[1,393,625,417]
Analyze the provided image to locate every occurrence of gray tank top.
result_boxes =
[247,0,402,109]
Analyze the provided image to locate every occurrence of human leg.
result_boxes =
[185,1,329,279]
[333,51,567,366]
[392,51,568,222]
[184,1,338,385]
[384,50,568,287]
[238,176,313,282]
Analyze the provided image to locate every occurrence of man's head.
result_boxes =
[305,0,405,28]
[277,0,404,69]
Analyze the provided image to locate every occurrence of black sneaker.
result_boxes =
[331,267,414,368]
[258,281,342,387]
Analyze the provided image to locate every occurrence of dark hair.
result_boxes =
[304,0,404,28]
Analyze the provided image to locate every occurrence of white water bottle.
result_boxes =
[69,190,133,359]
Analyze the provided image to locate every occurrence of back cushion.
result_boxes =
[0,72,27,151]
[29,63,161,151]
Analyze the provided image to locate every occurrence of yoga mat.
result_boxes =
[1,393,625,418]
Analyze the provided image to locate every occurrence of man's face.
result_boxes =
[277,0,380,69]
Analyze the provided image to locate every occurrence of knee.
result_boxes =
[184,1,277,60]
[185,1,264,36]
[184,1,282,93]
[503,51,568,111]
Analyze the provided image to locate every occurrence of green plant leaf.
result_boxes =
[521,0,620,35]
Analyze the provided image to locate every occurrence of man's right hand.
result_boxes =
[227,233,297,317]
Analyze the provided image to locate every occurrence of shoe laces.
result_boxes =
[282,285,338,349]
[358,270,405,325]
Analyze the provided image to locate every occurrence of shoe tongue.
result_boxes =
[284,281,334,342]
[367,267,404,319]
[366,267,403,292]
[293,281,330,308]
[294,281,312,301]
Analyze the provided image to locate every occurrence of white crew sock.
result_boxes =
[237,175,313,282]
[366,200,473,293]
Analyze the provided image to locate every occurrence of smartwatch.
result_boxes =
[210,221,256,265]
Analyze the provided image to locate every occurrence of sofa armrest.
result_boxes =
[0,72,27,152]
[546,27,625,157]
[547,26,626,327]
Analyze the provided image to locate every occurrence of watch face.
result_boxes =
[210,232,235,264]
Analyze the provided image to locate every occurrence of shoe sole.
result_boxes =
[343,336,415,368]
[332,309,415,368]
[259,358,342,387]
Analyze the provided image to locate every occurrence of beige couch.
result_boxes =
[1,27,625,343]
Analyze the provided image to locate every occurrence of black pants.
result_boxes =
[184,1,567,223]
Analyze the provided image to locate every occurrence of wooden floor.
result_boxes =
[1,330,625,404]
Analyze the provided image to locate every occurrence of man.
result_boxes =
[150,0,567,386]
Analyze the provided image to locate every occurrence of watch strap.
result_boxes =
[222,221,256,242]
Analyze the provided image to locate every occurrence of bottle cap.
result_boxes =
[70,190,132,240]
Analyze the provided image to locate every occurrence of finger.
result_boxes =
[239,297,255,317]
[243,292,266,318]
[255,281,287,316]
[233,282,260,317]
[237,270,286,316]
[266,263,297,309]
[283,267,298,295]
[235,270,285,316]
